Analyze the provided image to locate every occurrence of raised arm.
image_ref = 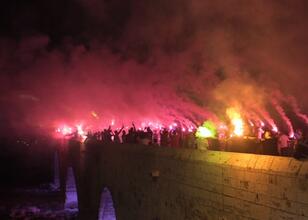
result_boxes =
[132,122,136,131]
[119,125,124,133]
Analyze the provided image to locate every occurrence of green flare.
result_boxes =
[195,120,217,138]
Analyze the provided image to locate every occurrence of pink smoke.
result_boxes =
[288,96,308,125]
[271,99,294,137]
[255,108,278,132]
[1,1,308,135]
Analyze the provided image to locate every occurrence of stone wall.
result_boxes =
[76,144,308,220]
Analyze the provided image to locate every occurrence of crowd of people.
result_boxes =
[81,123,197,148]
[67,123,308,159]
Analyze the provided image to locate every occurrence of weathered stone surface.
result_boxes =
[66,144,308,220]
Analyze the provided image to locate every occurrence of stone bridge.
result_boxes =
[60,141,308,220]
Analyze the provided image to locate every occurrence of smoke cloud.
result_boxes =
[0,0,307,135]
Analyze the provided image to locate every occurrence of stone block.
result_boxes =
[254,156,274,172]
[222,186,256,203]
[269,208,300,220]
[225,153,253,170]
[296,178,308,204]
[244,201,271,220]
[204,151,230,164]
[255,183,270,195]
[247,154,259,170]
[254,172,271,185]
[254,192,302,216]
[270,157,301,177]
[299,162,308,178]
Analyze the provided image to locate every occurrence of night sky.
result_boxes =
[0,0,307,135]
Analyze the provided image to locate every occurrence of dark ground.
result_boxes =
[0,186,77,219]
[0,137,78,219]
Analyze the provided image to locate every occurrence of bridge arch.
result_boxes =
[98,187,116,220]
[64,166,79,211]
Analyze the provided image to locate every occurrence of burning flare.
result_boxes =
[196,120,216,138]
[226,107,244,137]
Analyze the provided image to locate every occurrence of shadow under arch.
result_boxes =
[64,166,79,211]
[98,187,116,220]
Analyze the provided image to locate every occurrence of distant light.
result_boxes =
[272,126,278,133]
[91,111,99,119]
[248,120,254,127]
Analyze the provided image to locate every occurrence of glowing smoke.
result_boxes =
[0,0,307,135]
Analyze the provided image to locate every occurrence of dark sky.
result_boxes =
[0,0,135,46]
[0,0,307,135]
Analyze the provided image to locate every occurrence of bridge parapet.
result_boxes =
[72,143,308,220]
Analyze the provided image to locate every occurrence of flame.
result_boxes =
[196,120,216,138]
[56,125,73,136]
[76,124,84,136]
[76,124,87,141]
[196,127,213,138]
[226,108,244,137]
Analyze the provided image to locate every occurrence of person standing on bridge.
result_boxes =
[121,130,127,143]
[113,126,124,144]
[277,133,291,156]
[294,132,308,159]
[160,128,169,147]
